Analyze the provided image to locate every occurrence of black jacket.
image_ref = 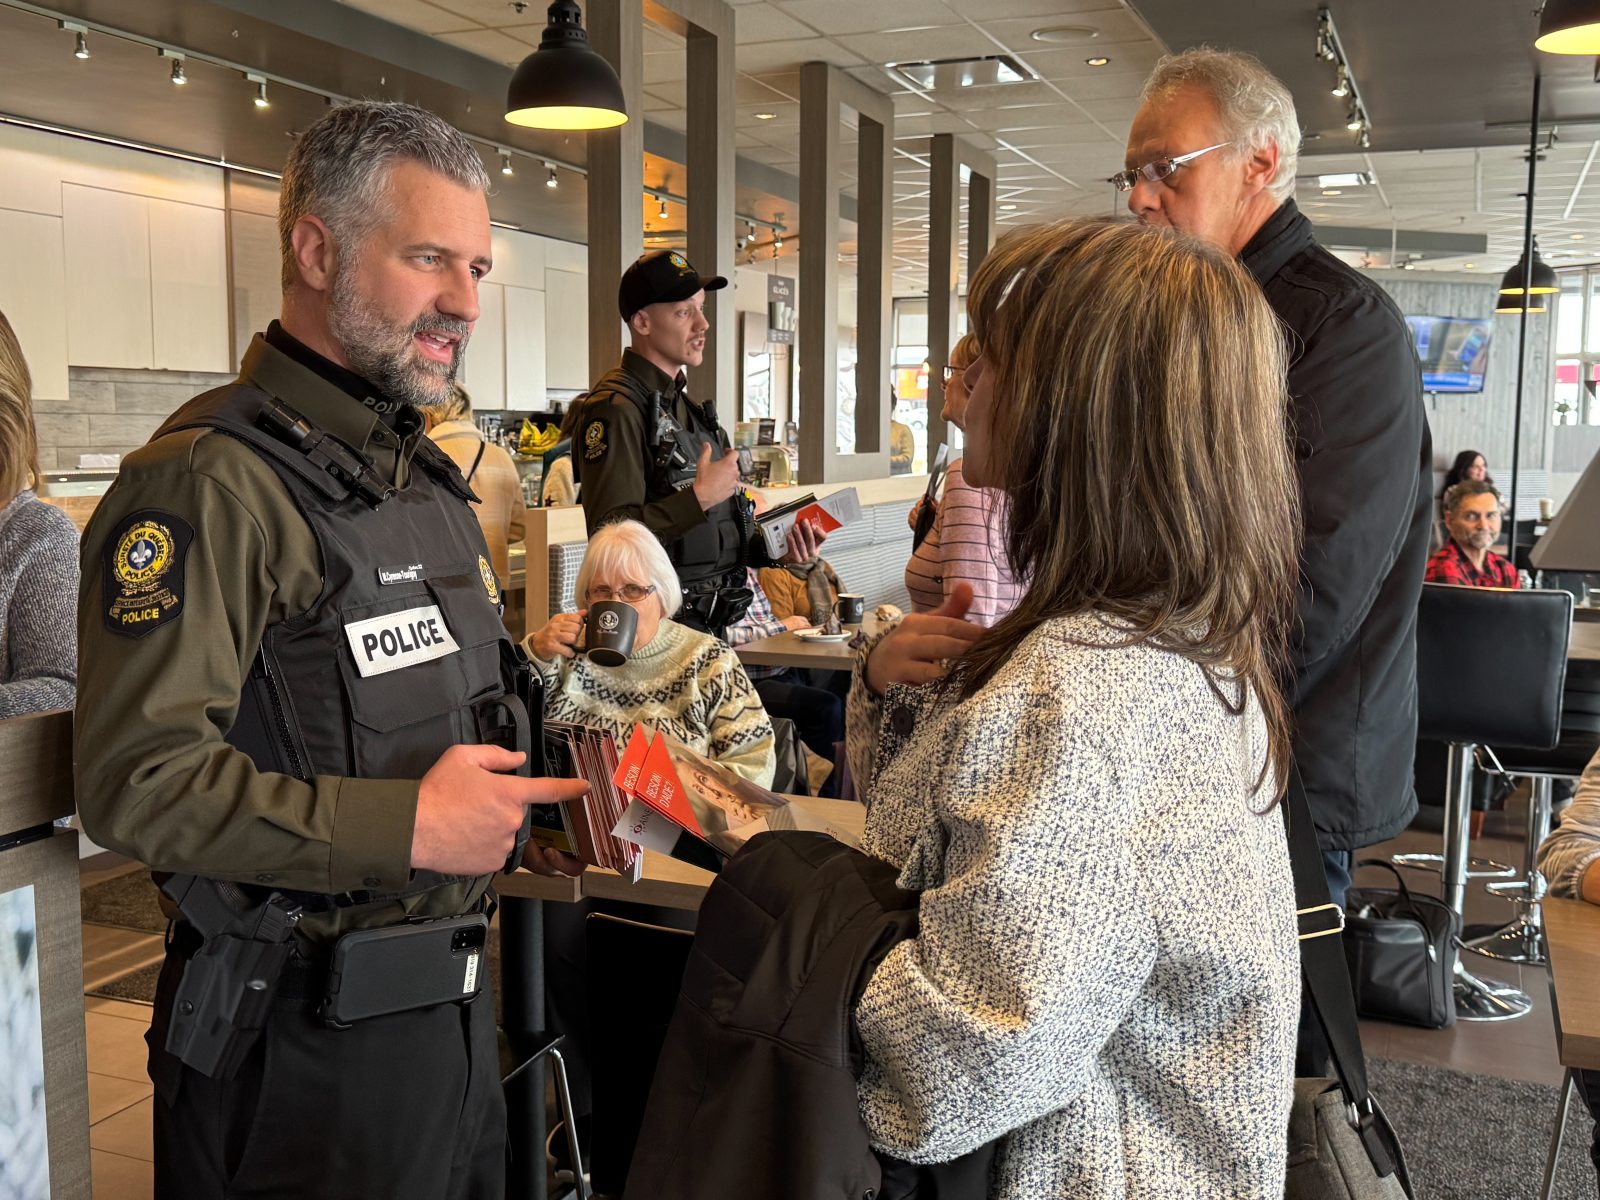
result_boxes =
[1242,200,1433,850]
[624,831,994,1200]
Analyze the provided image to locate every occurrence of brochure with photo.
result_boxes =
[610,727,860,862]
[755,487,863,558]
[526,722,642,881]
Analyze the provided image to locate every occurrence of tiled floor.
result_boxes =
[74,810,1578,1198]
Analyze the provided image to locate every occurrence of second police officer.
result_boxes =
[574,250,823,637]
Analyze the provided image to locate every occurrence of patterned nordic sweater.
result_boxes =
[525,617,776,787]
[0,491,79,719]
[845,612,1299,1199]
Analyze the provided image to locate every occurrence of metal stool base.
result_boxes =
[1391,851,1517,879]
[1454,963,1533,1021]
[1463,917,1547,965]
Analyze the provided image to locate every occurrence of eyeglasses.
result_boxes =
[1108,141,1232,193]
[588,583,657,603]
[942,364,970,386]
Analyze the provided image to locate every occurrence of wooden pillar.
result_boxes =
[651,0,736,414]
[586,0,645,379]
[926,133,996,457]
[799,61,894,484]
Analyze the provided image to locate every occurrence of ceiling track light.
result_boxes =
[545,162,559,188]
[160,48,187,85]
[247,73,269,108]
[658,197,669,220]
[499,150,514,176]
[62,21,89,59]
[1316,8,1371,148]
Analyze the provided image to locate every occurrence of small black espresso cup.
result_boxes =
[836,593,866,625]
[584,601,638,667]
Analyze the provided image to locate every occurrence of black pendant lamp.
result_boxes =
[1496,239,1560,314]
[505,1,628,131]
[1536,0,1600,54]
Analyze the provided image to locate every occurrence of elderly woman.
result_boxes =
[0,310,78,719]
[526,518,775,785]
[848,220,1302,1197]
[904,331,1021,628]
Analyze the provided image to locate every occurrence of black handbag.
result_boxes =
[1283,773,1414,1200]
[1343,860,1459,1029]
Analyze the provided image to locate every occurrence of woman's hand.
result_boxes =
[865,583,983,695]
[907,495,937,530]
[781,615,812,632]
[531,610,585,661]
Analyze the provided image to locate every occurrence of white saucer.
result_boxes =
[795,629,852,643]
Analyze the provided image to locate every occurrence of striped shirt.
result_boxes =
[904,458,1021,627]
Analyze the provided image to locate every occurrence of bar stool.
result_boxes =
[1467,658,1600,964]
[1406,583,1572,1021]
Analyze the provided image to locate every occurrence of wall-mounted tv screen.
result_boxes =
[1405,315,1491,394]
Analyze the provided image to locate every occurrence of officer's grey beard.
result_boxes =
[328,265,470,408]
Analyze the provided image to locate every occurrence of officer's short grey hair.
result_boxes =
[1139,48,1300,203]
[277,101,490,290]
[576,519,684,618]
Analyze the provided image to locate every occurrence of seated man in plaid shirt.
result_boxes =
[725,569,844,794]
[1424,479,1520,589]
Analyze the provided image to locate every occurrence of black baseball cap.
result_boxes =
[618,250,727,321]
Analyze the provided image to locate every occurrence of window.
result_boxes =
[1553,268,1600,425]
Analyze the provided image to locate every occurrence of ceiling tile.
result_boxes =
[775,0,962,34]
[735,38,866,73]
[733,3,818,42]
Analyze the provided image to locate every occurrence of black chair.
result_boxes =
[1405,582,1571,1021]
[1468,657,1600,965]
[585,913,695,1196]
[500,1027,589,1200]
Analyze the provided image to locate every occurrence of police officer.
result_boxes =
[74,102,587,1200]
[575,250,822,636]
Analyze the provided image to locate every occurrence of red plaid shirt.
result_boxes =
[1424,541,1520,589]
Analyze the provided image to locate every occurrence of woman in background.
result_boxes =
[904,332,1021,628]
[849,220,1302,1197]
[0,309,79,718]
[422,383,526,588]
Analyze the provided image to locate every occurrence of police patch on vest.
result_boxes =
[103,509,193,638]
[584,418,608,461]
[478,555,500,604]
[344,605,461,677]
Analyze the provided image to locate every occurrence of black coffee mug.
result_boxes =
[836,593,866,625]
[584,601,638,667]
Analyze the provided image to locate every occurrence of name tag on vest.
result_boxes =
[344,605,460,677]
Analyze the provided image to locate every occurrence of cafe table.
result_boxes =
[732,628,859,672]
[1540,898,1600,1197]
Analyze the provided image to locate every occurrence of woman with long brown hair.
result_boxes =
[0,310,79,718]
[846,219,1303,1197]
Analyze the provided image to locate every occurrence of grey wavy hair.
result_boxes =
[277,101,490,289]
[1140,47,1301,202]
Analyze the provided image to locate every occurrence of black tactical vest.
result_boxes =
[578,367,753,588]
[153,375,520,901]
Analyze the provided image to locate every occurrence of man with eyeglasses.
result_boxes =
[1124,51,1432,920]
[1426,481,1520,589]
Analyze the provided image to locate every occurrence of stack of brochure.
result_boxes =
[523,721,642,880]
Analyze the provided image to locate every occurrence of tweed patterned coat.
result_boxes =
[845,612,1299,1199]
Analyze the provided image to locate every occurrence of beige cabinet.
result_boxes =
[543,269,590,390]
[62,184,152,370]
[0,209,69,400]
[504,285,548,408]
[62,184,230,373]
[461,281,506,410]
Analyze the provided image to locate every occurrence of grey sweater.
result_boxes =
[846,613,1299,1199]
[0,491,79,719]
